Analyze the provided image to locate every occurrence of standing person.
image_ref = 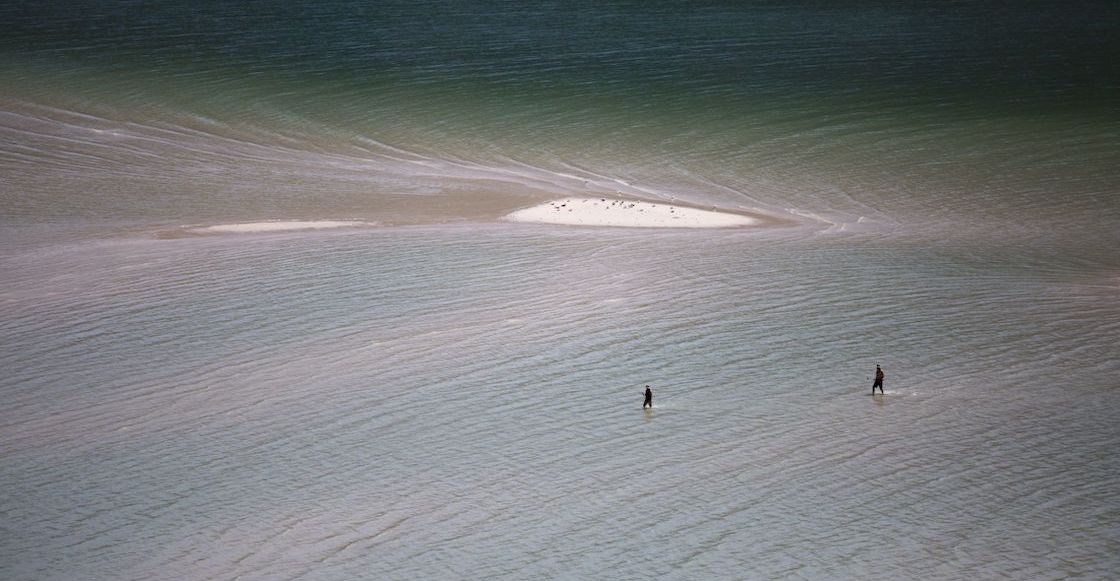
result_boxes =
[643,385,653,408]
[872,365,885,394]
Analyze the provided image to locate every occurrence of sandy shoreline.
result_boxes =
[504,197,762,228]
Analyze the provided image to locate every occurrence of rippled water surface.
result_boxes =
[2,1,1119,579]
[4,225,1117,580]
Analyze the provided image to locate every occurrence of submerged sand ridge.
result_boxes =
[197,221,372,233]
[160,221,376,238]
[504,197,762,228]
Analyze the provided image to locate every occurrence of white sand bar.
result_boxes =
[193,220,372,234]
[504,198,760,228]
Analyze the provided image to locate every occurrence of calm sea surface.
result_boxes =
[2,2,1118,579]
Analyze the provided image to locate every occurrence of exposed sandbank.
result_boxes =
[504,198,762,228]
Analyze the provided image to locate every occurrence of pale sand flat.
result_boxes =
[194,220,372,233]
[503,198,760,228]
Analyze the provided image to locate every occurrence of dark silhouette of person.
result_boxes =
[643,385,653,408]
[872,365,885,394]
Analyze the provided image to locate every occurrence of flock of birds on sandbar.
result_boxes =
[548,198,680,215]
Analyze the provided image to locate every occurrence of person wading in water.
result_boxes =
[872,365,885,394]
[643,385,653,408]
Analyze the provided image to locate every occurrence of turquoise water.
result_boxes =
[2,2,1119,579]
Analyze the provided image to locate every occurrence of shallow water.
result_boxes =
[2,1,1119,579]
[3,224,1117,579]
